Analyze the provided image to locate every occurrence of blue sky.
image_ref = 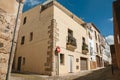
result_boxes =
[57,0,114,37]
[23,0,114,43]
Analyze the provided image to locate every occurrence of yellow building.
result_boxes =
[13,1,103,76]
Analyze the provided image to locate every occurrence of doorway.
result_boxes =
[80,57,88,70]
[17,57,22,72]
[96,56,101,67]
[68,55,74,73]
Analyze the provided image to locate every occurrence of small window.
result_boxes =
[30,32,33,41]
[76,58,79,62]
[88,32,90,36]
[23,57,25,65]
[68,29,73,36]
[99,45,102,55]
[98,35,100,42]
[82,37,85,43]
[23,17,27,25]
[90,43,93,55]
[21,36,25,45]
[76,66,79,69]
[96,43,98,53]
[60,54,64,64]
[95,31,97,40]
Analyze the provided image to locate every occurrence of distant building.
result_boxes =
[82,23,103,69]
[113,0,120,69]
[102,40,111,66]
[13,1,105,76]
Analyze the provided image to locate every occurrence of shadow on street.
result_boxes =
[74,67,120,80]
[11,67,120,80]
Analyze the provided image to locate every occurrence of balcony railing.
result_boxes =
[66,34,77,51]
[82,43,88,54]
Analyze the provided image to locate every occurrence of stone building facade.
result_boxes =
[13,1,105,76]
[0,0,24,80]
[113,0,120,69]
[82,23,104,69]
[100,36,111,67]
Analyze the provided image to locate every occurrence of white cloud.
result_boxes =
[25,0,43,6]
[108,17,113,22]
[105,35,114,45]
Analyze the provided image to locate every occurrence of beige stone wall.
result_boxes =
[0,0,24,80]
[14,5,54,75]
[14,1,91,75]
[0,13,15,80]
[0,0,19,14]
[14,1,104,76]
[53,4,90,74]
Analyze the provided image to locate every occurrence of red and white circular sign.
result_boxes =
[56,46,61,53]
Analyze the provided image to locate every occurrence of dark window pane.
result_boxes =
[21,36,25,45]
[30,32,33,41]
[60,54,64,64]
[23,17,27,25]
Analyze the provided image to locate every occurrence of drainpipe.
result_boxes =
[6,0,24,80]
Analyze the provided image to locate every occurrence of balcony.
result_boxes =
[66,34,77,51]
[82,43,88,54]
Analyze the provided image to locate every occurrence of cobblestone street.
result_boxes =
[10,67,120,80]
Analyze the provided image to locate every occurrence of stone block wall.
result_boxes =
[0,0,24,79]
[0,11,16,80]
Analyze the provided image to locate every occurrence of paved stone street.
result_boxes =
[10,67,120,80]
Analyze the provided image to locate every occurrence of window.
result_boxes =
[76,58,79,62]
[60,54,64,64]
[21,36,25,45]
[67,29,77,47]
[95,31,97,40]
[68,29,73,36]
[99,45,102,55]
[30,32,33,41]
[76,66,79,69]
[82,37,85,43]
[23,17,27,25]
[23,57,25,65]
[96,43,98,53]
[98,35,100,42]
[90,43,93,55]
[88,32,92,39]
[82,37,88,52]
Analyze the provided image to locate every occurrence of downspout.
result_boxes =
[6,0,24,80]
